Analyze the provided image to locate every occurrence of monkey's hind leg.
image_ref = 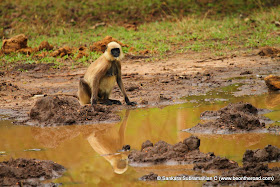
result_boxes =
[78,78,91,105]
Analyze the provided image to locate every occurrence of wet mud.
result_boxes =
[139,145,280,186]
[185,103,274,134]
[128,136,238,169]
[0,158,65,186]
[243,145,280,163]
[27,96,120,126]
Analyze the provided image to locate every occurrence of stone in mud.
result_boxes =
[243,145,280,163]
[183,135,200,151]
[29,96,120,126]
[264,75,280,91]
[0,158,65,186]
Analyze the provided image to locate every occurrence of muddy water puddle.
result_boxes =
[0,92,280,186]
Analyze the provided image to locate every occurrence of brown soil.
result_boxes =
[139,145,280,186]
[27,96,120,126]
[51,46,73,57]
[193,157,238,171]
[185,103,271,134]
[0,48,280,126]
[0,34,28,54]
[128,136,238,169]
[38,41,54,51]
[243,145,280,163]
[204,162,280,186]
[89,36,129,53]
[0,158,65,186]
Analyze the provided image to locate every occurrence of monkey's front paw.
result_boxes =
[127,101,137,106]
[91,99,97,105]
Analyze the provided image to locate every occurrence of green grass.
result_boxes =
[0,4,280,69]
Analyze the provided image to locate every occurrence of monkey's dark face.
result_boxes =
[111,48,120,57]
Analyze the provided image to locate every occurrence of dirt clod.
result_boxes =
[0,34,28,54]
[258,46,280,58]
[243,145,280,163]
[51,46,73,57]
[264,75,280,91]
[89,36,129,53]
[0,158,65,186]
[38,41,54,51]
[28,96,120,126]
[194,157,238,171]
[187,103,268,134]
[141,140,153,151]
[128,136,236,166]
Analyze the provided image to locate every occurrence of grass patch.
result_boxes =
[0,5,280,69]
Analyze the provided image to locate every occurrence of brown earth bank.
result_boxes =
[139,145,280,186]
[184,102,277,134]
[0,158,65,186]
[128,136,238,169]
[0,34,130,59]
[0,46,280,126]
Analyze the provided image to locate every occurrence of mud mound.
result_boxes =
[128,136,238,167]
[264,75,280,91]
[51,46,73,57]
[186,103,268,134]
[200,102,258,119]
[243,145,280,163]
[29,96,120,126]
[38,41,54,51]
[89,36,129,53]
[194,156,238,171]
[128,136,211,164]
[204,162,280,186]
[0,158,65,186]
[258,46,280,58]
[0,34,28,54]
[76,46,89,59]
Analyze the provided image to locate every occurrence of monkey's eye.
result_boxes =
[111,48,120,57]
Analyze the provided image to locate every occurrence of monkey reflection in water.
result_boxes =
[87,110,130,174]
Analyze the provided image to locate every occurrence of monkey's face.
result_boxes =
[111,48,120,57]
[104,42,124,61]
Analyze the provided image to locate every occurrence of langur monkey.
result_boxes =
[78,41,136,106]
